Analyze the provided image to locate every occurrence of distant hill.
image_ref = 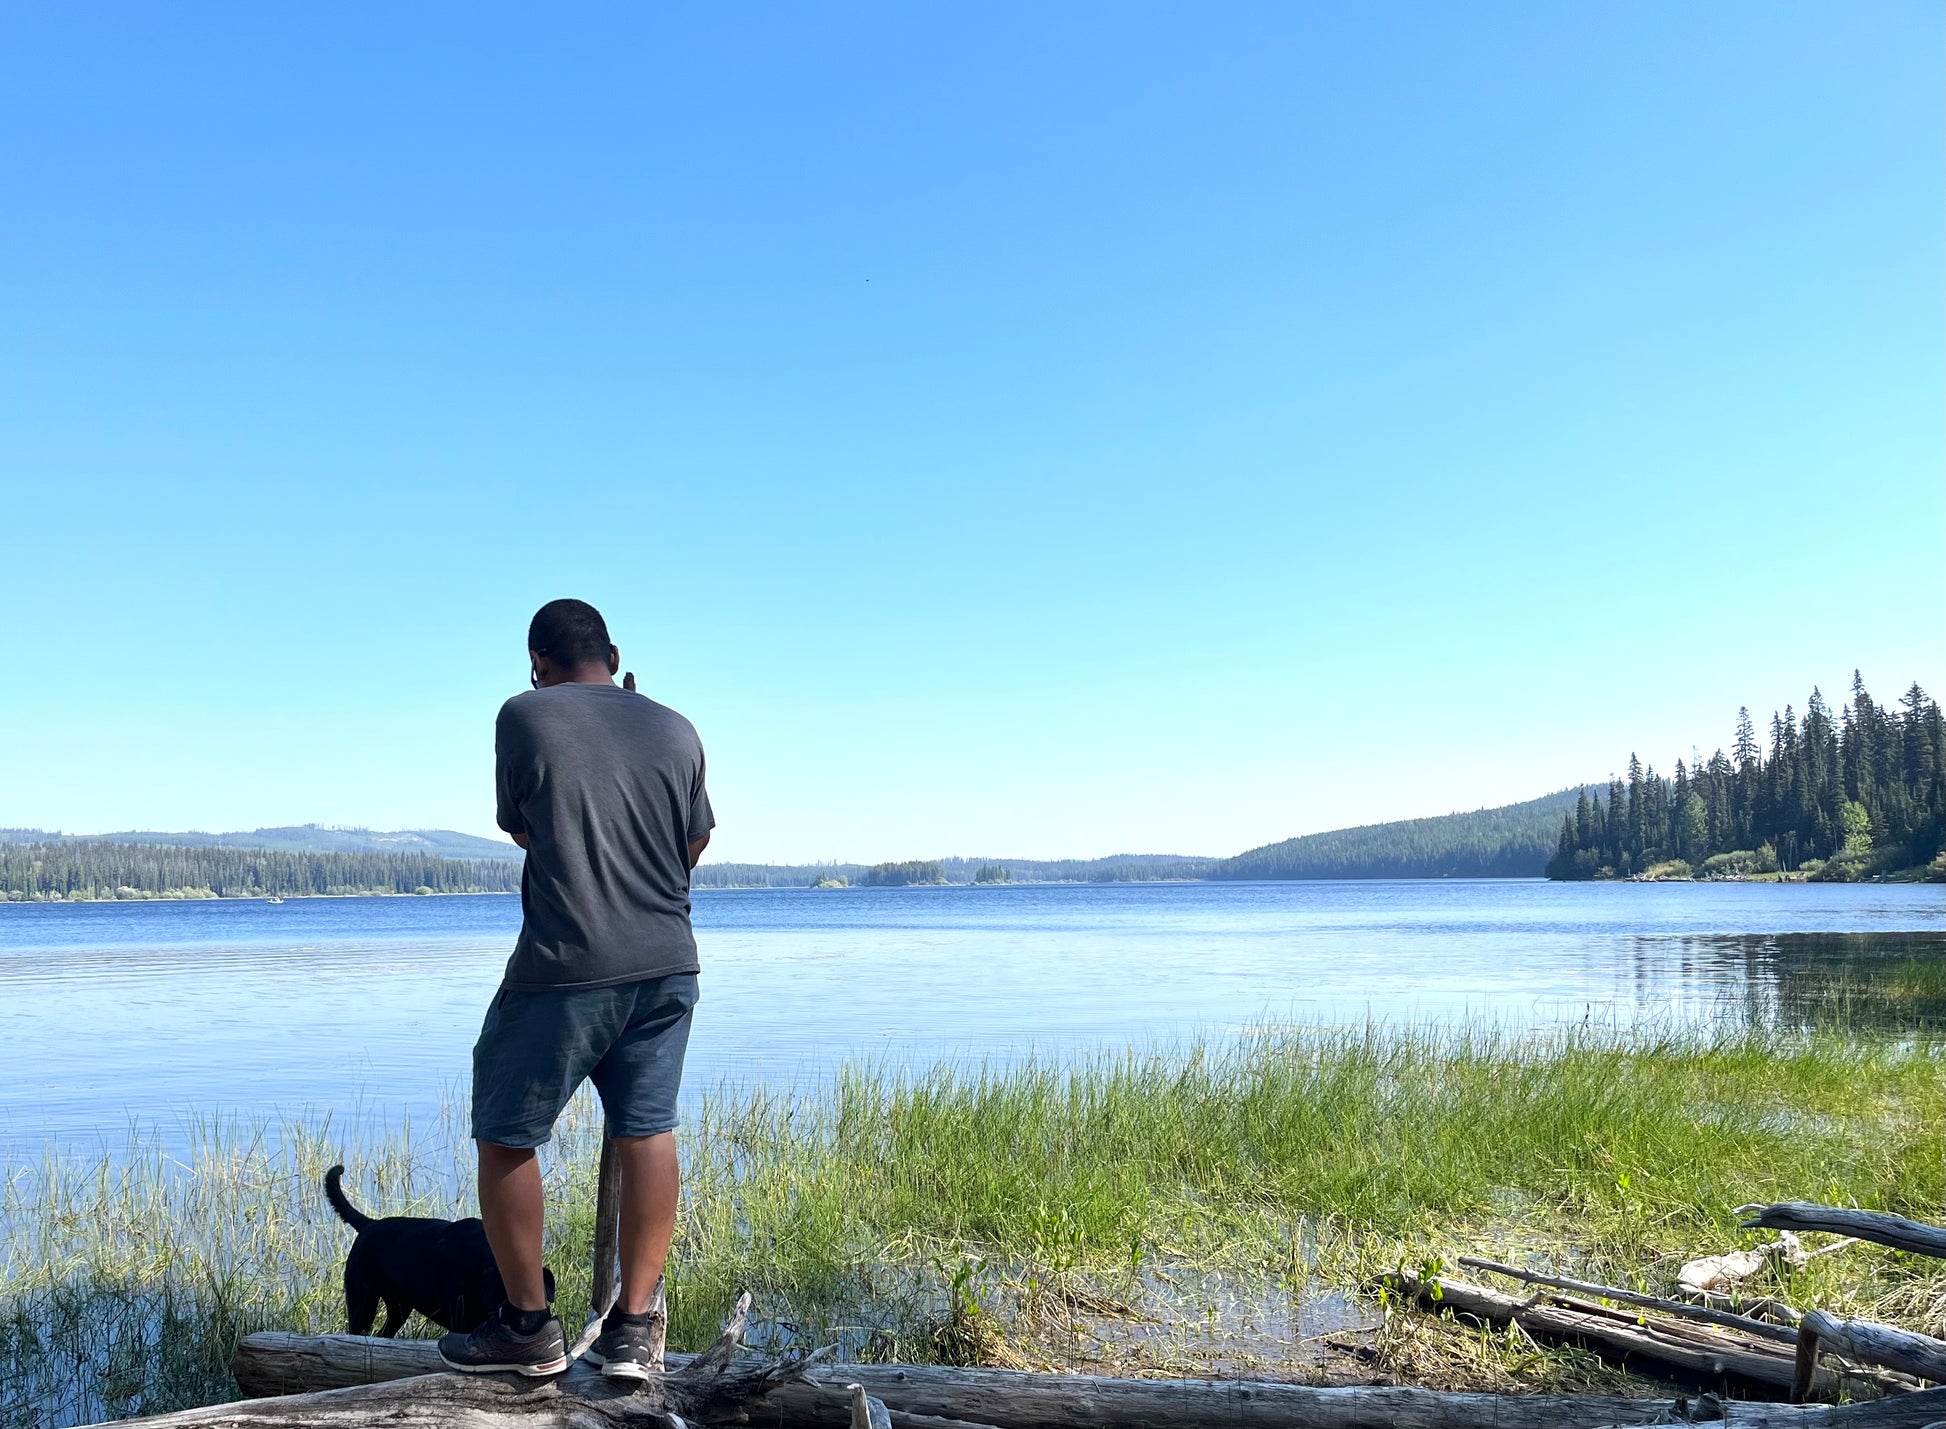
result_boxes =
[692,852,1213,888]
[1210,788,1583,880]
[6,791,1590,890]
[4,824,524,861]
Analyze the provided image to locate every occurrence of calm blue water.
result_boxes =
[1,880,1938,1155]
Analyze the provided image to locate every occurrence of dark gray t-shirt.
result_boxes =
[495,683,714,990]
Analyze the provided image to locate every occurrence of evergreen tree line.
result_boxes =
[1546,674,1945,881]
[0,841,522,901]
[859,860,948,886]
[692,853,1212,887]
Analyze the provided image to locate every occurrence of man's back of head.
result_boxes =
[527,599,616,685]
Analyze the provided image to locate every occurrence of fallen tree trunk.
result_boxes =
[1795,1311,1946,1393]
[191,1292,817,1429]
[1457,1256,1800,1343]
[1386,1274,1900,1399]
[223,1331,1946,1429]
[1741,1205,1946,1260]
[85,1299,810,1429]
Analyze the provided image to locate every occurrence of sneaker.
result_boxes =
[585,1304,666,1381]
[438,1304,569,1377]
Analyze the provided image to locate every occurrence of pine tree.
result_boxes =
[1542,675,1944,879]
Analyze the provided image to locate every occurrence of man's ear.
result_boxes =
[607,645,621,676]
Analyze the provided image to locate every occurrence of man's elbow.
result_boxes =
[687,832,711,869]
[510,832,531,850]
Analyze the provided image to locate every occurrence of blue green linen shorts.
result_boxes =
[471,973,699,1148]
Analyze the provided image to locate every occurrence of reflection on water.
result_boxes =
[1672,930,1944,1032]
[0,881,1938,1154]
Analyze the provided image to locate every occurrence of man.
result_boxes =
[440,598,713,1380]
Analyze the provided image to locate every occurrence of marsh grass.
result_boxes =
[4,1020,1941,1426]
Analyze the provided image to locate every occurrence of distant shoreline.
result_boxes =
[0,889,520,905]
[7,871,1942,905]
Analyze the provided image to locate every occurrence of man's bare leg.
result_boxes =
[477,1142,551,1311]
[614,1131,680,1314]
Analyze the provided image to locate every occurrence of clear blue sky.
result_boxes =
[2,4,1939,863]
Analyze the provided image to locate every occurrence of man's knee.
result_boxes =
[609,1129,676,1149]
[478,1141,539,1170]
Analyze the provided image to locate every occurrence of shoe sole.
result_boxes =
[583,1349,662,1380]
[595,1357,659,1382]
[440,1352,569,1377]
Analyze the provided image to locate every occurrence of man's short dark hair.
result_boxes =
[528,599,612,668]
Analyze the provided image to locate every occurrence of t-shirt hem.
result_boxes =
[499,962,701,993]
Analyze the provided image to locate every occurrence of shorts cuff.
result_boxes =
[471,1118,555,1149]
[605,1118,679,1139]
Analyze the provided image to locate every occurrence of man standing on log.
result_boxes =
[440,598,713,1380]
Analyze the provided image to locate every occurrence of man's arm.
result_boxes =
[495,704,533,849]
[511,833,531,850]
[687,832,710,869]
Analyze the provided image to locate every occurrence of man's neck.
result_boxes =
[554,665,616,687]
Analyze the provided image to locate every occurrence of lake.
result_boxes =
[1,879,1939,1156]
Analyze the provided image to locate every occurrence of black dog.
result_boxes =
[324,1164,554,1336]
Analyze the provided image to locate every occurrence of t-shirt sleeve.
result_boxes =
[687,749,716,842]
[495,704,530,838]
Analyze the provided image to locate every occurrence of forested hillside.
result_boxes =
[1548,675,1945,880]
[1211,789,1581,880]
[944,853,1213,883]
[691,852,1214,887]
[107,824,521,860]
[1,824,522,860]
[0,842,521,901]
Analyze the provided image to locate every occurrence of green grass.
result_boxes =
[4,1021,1942,1426]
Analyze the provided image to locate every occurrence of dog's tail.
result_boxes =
[323,1164,373,1232]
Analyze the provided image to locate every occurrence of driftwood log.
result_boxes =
[222,1331,1946,1429]
[1793,1312,1946,1402]
[1458,1256,1800,1344]
[1741,1205,1946,1261]
[1387,1274,1905,1399]
[97,1294,821,1429]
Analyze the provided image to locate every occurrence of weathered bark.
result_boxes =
[233,1333,444,1396]
[885,1413,1007,1429]
[120,1315,815,1429]
[848,1384,893,1429]
[1740,1205,1946,1261]
[1793,1323,1822,1406]
[201,1294,815,1429]
[1388,1274,1898,1399]
[1457,1256,1799,1343]
[227,1331,1946,1429]
[1797,1312,1946,1388]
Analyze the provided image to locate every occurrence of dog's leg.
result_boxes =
[344,1264,380,1337]
[376,1297,410,1339]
